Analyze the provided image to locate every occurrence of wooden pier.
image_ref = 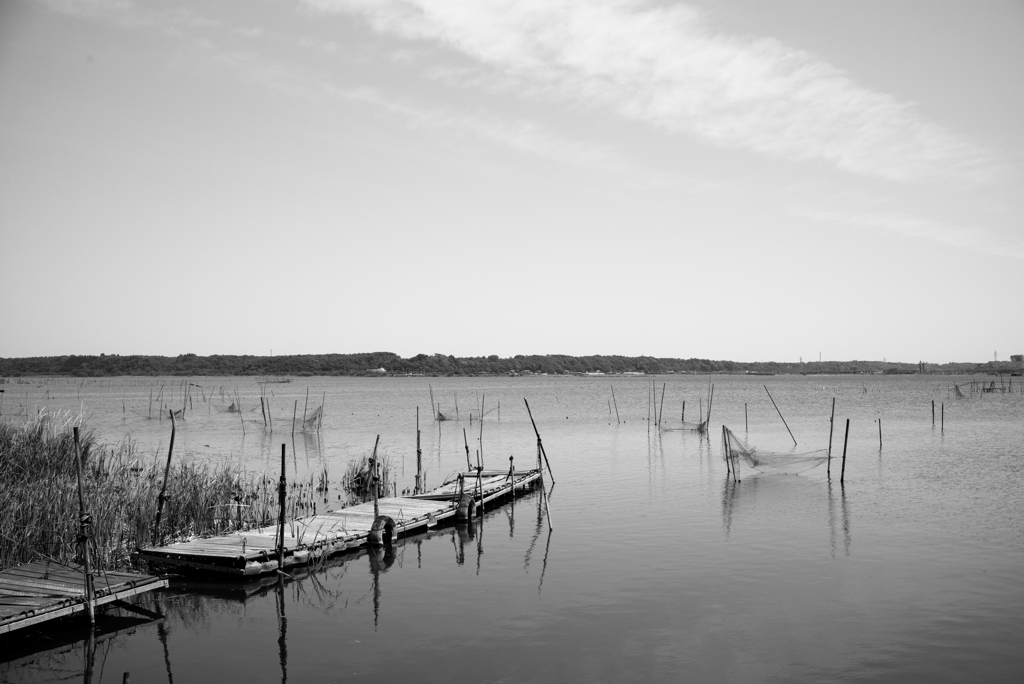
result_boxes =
[0,562,168,635]
[136,467,542,577]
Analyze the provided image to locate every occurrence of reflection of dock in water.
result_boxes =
[137,468,543,577]
[0,562,167,635]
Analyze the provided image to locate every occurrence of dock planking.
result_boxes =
[136,467,542,577]
[0,562,168,635]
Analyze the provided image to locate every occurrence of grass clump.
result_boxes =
[0,411,285,572]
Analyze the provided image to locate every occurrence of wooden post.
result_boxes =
[840,419,850,485]
[658,383,666,427]
[764,385,797,446]
[476,449,484,514]
[261,397,267,427]
[415,407,423,495]
[744,403,748,432]
[479,394,485,463]
[148,390,152,419]
[370,435,380,520]
[524,398,555,482]
[681,400,685,423]
[152,410,176,546]
[941,403,944,432]
[463,427,472,471]
[292,400,297,437]
[72,426,95,625]
[878,418,882,450]
[611,385,620,424]
[277,444,286,569]
[429,384,436,421]
[932,400,935,426]
[827,397,836,457]
[267,398,273,431]
[303,388,309,427]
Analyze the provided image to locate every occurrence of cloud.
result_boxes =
[303,0,993,183]
[796,208,1024,260]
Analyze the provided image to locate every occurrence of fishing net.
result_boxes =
[302,405,322,429]
[661,420,707,432]
[722,426,829,475]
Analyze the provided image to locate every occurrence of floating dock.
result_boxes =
[136,467,541,577]
[0,562,168,635]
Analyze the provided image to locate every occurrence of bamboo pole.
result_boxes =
[744,403,748,432]
[261,397,267,427]
[658,383,666,427]
[932,400,935,426]
[463,428,472,471]
[764,385,797,446]
[277,444,286,569]
[878,418,882,450]
[479,394,485,464]
[292,400,297,437]
[152,410,176,546]
[840,418,850,485]
[611,385,620,424]
[416,407,422,495]
[828,398,836,457]
[941,403,944,432]
[303,388,309,427]
[72,427,95,624]
[524,398,555,482]
[370,435,380,519]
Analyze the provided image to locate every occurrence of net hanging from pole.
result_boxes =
[661,420,707,433]
[723,426,828,475]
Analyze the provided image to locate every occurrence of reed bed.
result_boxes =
[0,411,311,572]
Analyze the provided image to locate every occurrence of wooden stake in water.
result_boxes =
[932,400,935,426]
[370,435,380,520]
[153,410,176,547]
[658,383,666,427]
[941,403,944,432]
[524,398,555,482]
[878,418,882,450]
[292,400,297,437]
[827,397,836,457]
[277,444,286,569]
[415,407,422,494]
[72,426,95,624]
[463,427,472,471]
[744,403,748,432]
[764,385,797,446]
[840,419,850,485]
[611,385,620,424]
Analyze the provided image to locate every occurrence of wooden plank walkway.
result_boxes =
[0,562,168,635]
[136,468,542,577]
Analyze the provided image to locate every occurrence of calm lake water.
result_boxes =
[2,373,1023,683]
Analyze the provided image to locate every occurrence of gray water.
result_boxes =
[2,374,1023,683]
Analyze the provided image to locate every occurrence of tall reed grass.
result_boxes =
[0,411,309,572]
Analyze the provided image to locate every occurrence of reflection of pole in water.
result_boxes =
[721,478,737,539]
[827,481,837,559]
[367,546,394,631]
[276,576,288,684]
[82,624,96,684]
[157,618,174,684]
[840,484,851,556]
[538,528,551,595]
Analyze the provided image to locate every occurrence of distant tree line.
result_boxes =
[0,353,1016,378]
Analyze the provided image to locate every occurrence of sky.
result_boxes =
[1,0,1022,364]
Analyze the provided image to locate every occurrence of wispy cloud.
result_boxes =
[796,208,1024,260]
[203,44,710,190]
[304,0,994,183]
